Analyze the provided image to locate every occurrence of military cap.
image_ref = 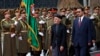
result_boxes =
[50,8,58,13]
[84,6,90,10]
[4,9,11,15]
[41,8,47,12]
[60,8,66,12]
[20,9,26,14]
[34,8,40,13]
[93,6,100,10]
[14,8,20,13]
[66,8,71,11]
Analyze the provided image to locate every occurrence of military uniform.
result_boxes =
[84,6,91,18]
[15,10,30,56]
[91,13,100,42]
[1,19,17,56]
[91,6,100,43]
[12,17,20,52]
[39,15,47,50]
[45,16,54,49]
[17,19,30,53]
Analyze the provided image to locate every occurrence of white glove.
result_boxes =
[26,52,31,56]
[18,36,23,40]
[90,15,94,19]
[32,8,35,14]
[67,30,70,33]
[11,33,16,38]
[90,43,97,51]
[40,50,44,56]
[39,20,45,24]
[39,32,44,36]
[14,21,18,25]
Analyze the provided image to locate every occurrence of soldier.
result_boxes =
[65,8,72,56]
[1,10,17,56]
[12,8,21,20]
[40,8,47,21]
[45,9,54,55]
[39,8,47,52]
[12,8,21,54]
[68,7,78,56]
[59,8,66,25]
[84,6,91,17]
[65,8,72,26]
[15,9,30,56]
[91,6,100,45]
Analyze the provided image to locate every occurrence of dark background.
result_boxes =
[0,0,58,9]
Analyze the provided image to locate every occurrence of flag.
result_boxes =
[21,0,40,51]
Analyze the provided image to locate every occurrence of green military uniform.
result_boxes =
[45,16,54,56]
[92,13,100,42]
[67,14,77,56]
[1,19,17,56]
[39,16,47,50]
[16,19,30,54]
[45,16,54,50]
[12,17,20,53]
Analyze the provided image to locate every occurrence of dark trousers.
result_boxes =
[74,44,88,56]
[52,46,67,56]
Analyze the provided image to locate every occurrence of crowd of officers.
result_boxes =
[0,6,100,56]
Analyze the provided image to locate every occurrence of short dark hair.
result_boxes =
[93,6,100,10]
[84,6,90,10]
[71,7,77,10]
[77,7,84,11]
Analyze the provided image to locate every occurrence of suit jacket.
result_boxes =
[51,23,67,48]
[72,16,95,47]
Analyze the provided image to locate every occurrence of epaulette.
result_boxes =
[12,17,16,20]
[1,19,6,22]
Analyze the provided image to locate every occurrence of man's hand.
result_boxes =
[60,46,64,52]
[50,46,52,51]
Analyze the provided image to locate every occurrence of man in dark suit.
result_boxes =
[50,14,67,56]
[72,7,95,56]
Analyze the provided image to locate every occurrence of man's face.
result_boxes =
[15,12,20,17]
[34,13,39,18]
[66,10,70,14]
[42,12,47,16]
[60,11,66,15]
[54,17,61,24]
[47,12,53,17]
[21,13,26,18]
[76,9,84,17]
[94,8,99,14]
[5,13,11,19]
[84,9,90,14]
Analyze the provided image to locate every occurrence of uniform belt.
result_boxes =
[21,30,27,32]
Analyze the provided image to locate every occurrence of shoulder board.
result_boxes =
[12,17,16,20]
[1,19,5,22]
